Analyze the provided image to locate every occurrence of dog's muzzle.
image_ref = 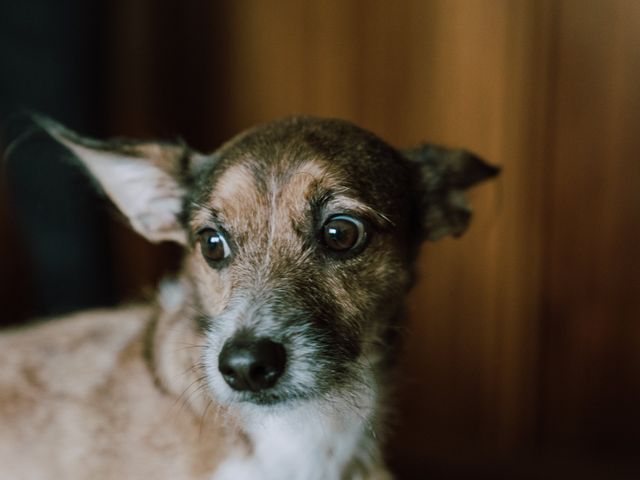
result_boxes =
[218,335,287,392]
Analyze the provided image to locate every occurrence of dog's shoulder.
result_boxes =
[0,305,151,400]
[0,305,227,479]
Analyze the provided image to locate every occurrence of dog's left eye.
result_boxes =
[198,229,231,263]
[322,215,367,253]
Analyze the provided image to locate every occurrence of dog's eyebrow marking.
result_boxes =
[278,160,394,229]
[196,163,262,227]
[308,187,394,230]
[199,207,228,229]
[213,163,258,202]
[190,203,226,231]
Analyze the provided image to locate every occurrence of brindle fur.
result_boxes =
[0,116,498,479]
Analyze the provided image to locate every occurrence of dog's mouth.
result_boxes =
[230,390,282,406]
[230,387,310,406]
[208,373,318,407]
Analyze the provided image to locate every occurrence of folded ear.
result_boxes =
[34,115,209,245]
[404,143,500,241]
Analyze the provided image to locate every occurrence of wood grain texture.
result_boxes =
[541,0,640,455]
[3,0,639,477]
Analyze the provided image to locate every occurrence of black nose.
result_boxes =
[218,337,286,392]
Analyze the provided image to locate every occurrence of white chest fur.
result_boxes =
[211,397,378,480]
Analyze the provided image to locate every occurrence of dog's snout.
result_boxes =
[218,337,286,392]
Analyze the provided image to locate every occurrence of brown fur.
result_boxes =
[0,306,227,479]
[1,116,498,479]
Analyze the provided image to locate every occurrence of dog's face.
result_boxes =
[185,119,416,407]
[39,116,498,410]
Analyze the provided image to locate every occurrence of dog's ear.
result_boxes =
[403,143,500,241]
[34,116,209,245]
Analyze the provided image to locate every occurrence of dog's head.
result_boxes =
[38,116,498,410]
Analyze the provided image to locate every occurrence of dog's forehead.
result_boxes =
[210,158,329,208]
[193,157,372,232]
[192,117,413,226]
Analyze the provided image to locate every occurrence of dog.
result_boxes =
[0,116,498,479]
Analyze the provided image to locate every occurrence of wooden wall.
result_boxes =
[3,0,639,478]
[541,0,640,461]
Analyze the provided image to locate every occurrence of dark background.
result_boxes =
[1,1,639,478]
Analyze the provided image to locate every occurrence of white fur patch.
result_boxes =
[158,278,187,312]
[211,390,376,480]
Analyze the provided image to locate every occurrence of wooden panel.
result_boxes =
[542,0,640,455]
[391,0,552,464]
[218,0,362,128]
[5,0,640,476]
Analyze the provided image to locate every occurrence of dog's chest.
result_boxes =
[212,404,369,480]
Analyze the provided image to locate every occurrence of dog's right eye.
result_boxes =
[198,229,231,263]
[321,215,368,254]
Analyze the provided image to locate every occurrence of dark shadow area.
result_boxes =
[0,0,115,324]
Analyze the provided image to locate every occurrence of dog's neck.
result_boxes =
[145,278,390,479]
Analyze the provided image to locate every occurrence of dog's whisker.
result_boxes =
[171,374,208,415]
